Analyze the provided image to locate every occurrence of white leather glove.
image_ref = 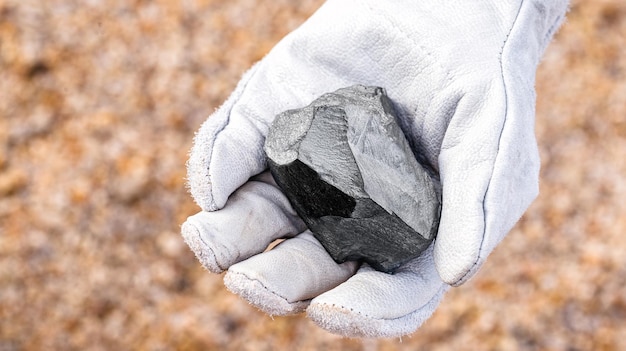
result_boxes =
[182,0,568,338]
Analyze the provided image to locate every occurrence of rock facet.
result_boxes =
[265,85,441,273]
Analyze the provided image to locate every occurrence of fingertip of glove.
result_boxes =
[224,270,309,316]
[449,265,480,287]
[433,242,484,286]
[306,302,386,338]
[307,284,450,339]
[181,220,224,273]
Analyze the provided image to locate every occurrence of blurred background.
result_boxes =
[1,0,625,350]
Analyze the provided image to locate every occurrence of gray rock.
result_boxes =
[265,85,440,273]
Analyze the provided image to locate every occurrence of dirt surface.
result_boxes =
[1,1,625,350]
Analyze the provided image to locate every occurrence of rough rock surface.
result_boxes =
[265,85,441,273]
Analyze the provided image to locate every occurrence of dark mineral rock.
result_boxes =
[265,85,441,273]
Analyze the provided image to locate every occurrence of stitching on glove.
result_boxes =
[456,0,526,286]
[227,270,311,307]
[181,222,227,273]
[313,283,448,322]
[205,64,261,210]
[197,228,228,272]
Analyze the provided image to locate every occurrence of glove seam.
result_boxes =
[227,270,310,306]
[455,0,526,286]
[205,64,261,210]
[196,228,228,272]
[181,221,227,273]
[312,283,448,322]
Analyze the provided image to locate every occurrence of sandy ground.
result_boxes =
[1,0,625,350]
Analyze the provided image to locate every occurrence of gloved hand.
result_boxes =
[182,0,568,338]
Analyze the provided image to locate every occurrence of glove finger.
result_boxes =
[181,171,306,273]
[223,231,358,316]
[306,245,448,338]
[187,63,264,212]
[434,79,539,286]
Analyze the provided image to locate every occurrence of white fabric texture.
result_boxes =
[224,231,358,316]
[307,245,449,338]
[183,0,569,338]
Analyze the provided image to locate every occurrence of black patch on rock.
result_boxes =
[268,159,355,219]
